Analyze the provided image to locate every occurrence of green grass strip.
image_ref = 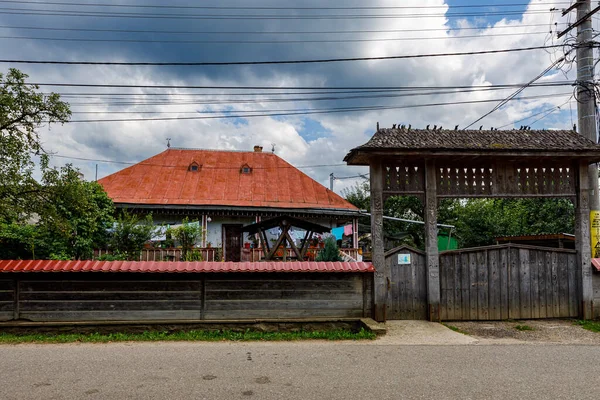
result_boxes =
[575,320,600,333]
[0,328,376,344]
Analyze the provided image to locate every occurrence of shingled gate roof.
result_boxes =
[344,128,600,164]
[99,148,358,212]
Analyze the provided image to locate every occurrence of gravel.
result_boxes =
[446,319,600,344]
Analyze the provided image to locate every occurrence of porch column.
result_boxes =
[201,214,207,247]
[352,217,359,249]
[370,160,387,321]
[424,159,440,321]
[575,160,593,319]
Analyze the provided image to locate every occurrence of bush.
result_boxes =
[316,236,343,262]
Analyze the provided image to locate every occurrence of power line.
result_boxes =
[48,153,347,170]
[33,81,574,90]
[0,31,551,44]
[0,45,563,66]
[60,92,573,123]
[0,7,556,20]
[0,1,571,11]
[496,97,575,129]
[0,23,564,35]
[463,58,565,129]
[63,86,570,108]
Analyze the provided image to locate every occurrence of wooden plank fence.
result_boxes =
[439,245,579,320]
[384,246,427,320]
[1,272,373,322]
[385,244,580,321]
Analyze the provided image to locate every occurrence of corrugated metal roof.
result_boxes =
[592,259,600,272]
[0,260,374,274]
[98,149,358,211]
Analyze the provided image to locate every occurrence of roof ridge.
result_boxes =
[168,147,277,154]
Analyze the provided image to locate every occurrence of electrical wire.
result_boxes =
[496,97,575,129]
[0,31,551,44]
[0,1,572,11]
[33,81,574,90]
[463,57,566,129]
[47,153,348,170]
[0,23,566,35]
[59,92,573,123]
[0,7,557,20]
[0,45,564,66]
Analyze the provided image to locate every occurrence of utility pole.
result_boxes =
[560,0,600,319]
[561,0,600,209]
[329,173,334,191]
[576,0,600,211]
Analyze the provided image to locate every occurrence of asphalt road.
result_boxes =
[0,342,599,399]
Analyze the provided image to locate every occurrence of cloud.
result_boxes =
[0,1,582,192]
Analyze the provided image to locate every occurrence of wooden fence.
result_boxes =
[385,244,580,321]
[94,248,217,262]
[94,248,360,262]
[384,246,427,320]
[0,272,372,322]
[440,245,579,320]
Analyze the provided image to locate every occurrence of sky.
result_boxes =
[0,0,590,193]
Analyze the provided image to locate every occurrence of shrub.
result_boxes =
[316,236,343,262]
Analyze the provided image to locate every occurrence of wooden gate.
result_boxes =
[385,246,427,320]
[439,245,579,320]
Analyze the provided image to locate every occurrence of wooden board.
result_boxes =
[438,245,578,321]
[385,247,427,320]
[7,272,373,322]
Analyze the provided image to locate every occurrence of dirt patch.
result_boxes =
[448,319,600,344]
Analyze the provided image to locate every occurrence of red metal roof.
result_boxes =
[98,149,358,211]
[0,260,374,274]
[592,258,600,272]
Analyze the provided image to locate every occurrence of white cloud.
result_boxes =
[1,1,584,193]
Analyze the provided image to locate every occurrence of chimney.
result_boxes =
[253,145,263,153]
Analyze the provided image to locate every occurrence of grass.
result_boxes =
[443,324,469,335]
[514,324,534,332]
[0,328,376,344]
[575,320,600,333]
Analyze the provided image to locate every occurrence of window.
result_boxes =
[188,162,201,172]
[240,164,252,174]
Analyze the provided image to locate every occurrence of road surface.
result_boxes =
[0,341,598,399]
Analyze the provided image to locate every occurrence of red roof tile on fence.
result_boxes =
[0,260,374,274]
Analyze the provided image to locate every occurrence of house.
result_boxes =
[98,146,360,261]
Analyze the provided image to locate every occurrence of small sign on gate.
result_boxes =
[397,253,411,265]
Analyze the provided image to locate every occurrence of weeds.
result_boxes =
[514,324,534,331]
[443,324,469,335]
[575,320,600,333]
[0,328,376,344]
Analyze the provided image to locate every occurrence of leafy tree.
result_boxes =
[36,164,114,259]
[0,165,114,260]
[109,212,156,260]
[343,181,575,250]
[167,218,204,261]
[316,236,343,262]
[0,68,71,223]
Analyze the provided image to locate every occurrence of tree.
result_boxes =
[36,164,114,260]
[109,212,156,260]
[316,236,343,262]
[0,68,71,223]
[167,218,204,261]
[0,164,115,260]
